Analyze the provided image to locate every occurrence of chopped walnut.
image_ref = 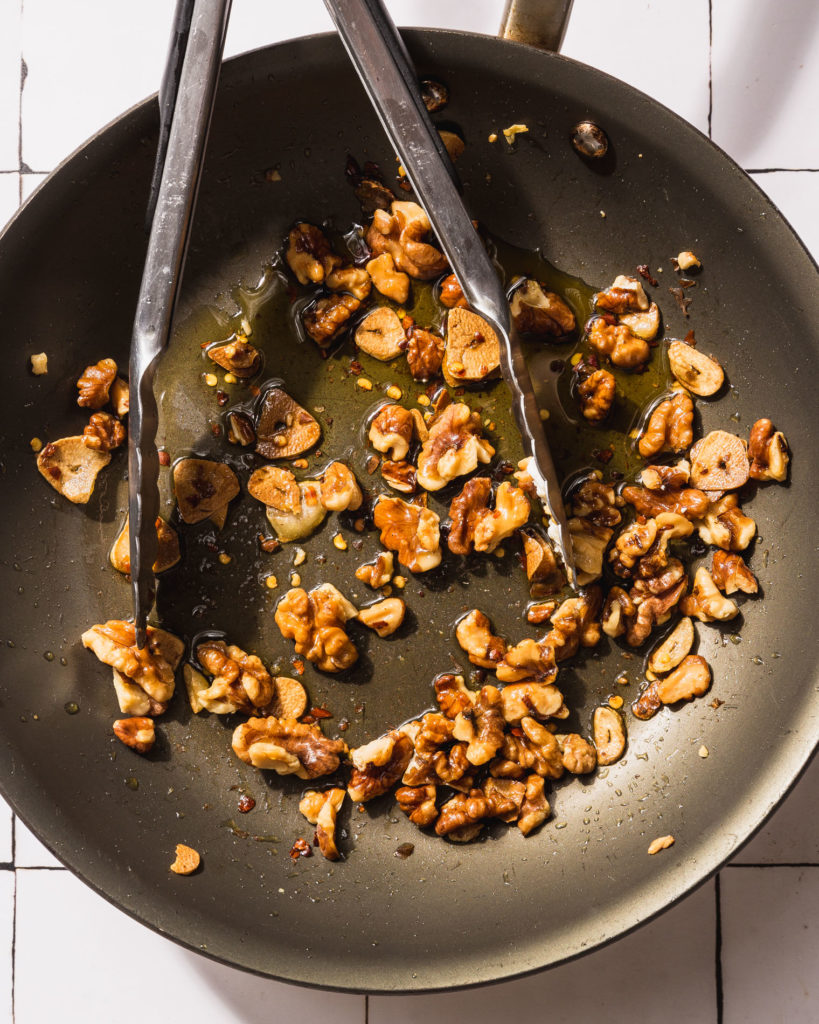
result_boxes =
[355,307,406,361]
[694,494,756,551]
[110,377,129,417]
[483,777,527,823]
[247,465,300,512]
[439,273,467,308]
[601,586,636,639]
[638,391,695,457]
[647,616,695,675]
[275,583,359,672]
[443,307,501,386]
[326,264,372,301]
[455,610,507,669]
[348,731,413,802]
[588,318,649,368]
[510,279,576,337]
[668,339,724,396]
[496,638,558,684]
[173,458,239,525]
[499,681,564,724]
[711,550,758,595]
[517,775,550,835]
[299,788,346,860]
[472,482,530,553]
[620,302,661,341]
[748,418,789,482]
[527,600,558,625]
[373,495,442,572]
[76,357,117,409]
[621,559,689,646]
[434,673,476,719]
[255,386,321,459]
[232,717,348,778]
[593,706,626,766]
[208,337,261,377]
[406,326,445,381]
[381,459,417,493]
[655,655,711,705]
[680,567,739,622]
[319,461,363,511]
[447,477,491,555]
[622,483,709,521]
[416,402,494,491]
[543,589,602,661]
[285,222,337,284]
[265,480,328,543]
[82,621,183,713]
[109,515,180,575]
[82,411,126,452]
[569,479,623,528]
[490,716,564,780]
[113,717,155,754]
[355,551,394,588]
[577,367,616,421]
[368,403,414,461]
[639,462,692,492]
[434,785,516,840]
[558,733,597,774]
[568,517,613,584]
[303,293,361,347]
[365,201,448,279]
[195,640,287,715]
[452,686,505,765]
[395,784,439,827]
[595,275,650,313]
[366,252,410,303]
[357,597,405,637]
[36,436,111,504]
[170,844,200,875]
[631,679,662,720]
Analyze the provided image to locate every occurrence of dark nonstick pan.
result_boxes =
[1,24,818,995]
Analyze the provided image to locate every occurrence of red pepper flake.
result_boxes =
[401,315,415,331]
[292,659,305,676]
[354,702,366,714]
[398,180,411,192]
[301,715,316,725]
[510,727,524,738]
[394,842,415,859]
[593,447,614,464]
[211,423,222,437]
[349,359,363,376]
[258,534,281,553]
[684,329,697,346]
[216,390,229,407]
[710,698,725,709]
[310,707,332,720]
[158,450,171,467]
[338,718,349,732]
[200,341,209,349]
[637,264,659,288]
[289,838,312,860]
[238,794,256,813]
[453,387,465,396]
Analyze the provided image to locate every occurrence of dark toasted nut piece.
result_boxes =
[357,597,405,637]
[226,411,255,446]
[173,458,239,524]
[593,706,626,766]
[452,686,505,765]
[353,175,395,214]
[368,403,414,461]
[638,391,694,457]
[355,551,394,588]
[711,551,758,594]
[193,640,305,716]
[170,843,200,875]
[208,337,261,377]
[37,436,111,503]
[455,610,507,669]
[632,680,662,720]
[500,681,564,724]
[473,482,530,553]
[110,376,129,417]
[325,264,372,301]
[82,620,184,709]
[601,586,635,638]
[510,279,576,337]
[680,567,739,622]
[303,293,361,347]
[620,303,660,341]
[82,411,126,452]
[255,386,321,459]
[668,340,724,396]
[748,418,789,482]
[233,716,348,778]
[448,477,491,555]
[558,733,597,774]
[434,673,475,719]
[517,775,550,836]
[348,731,413,802]
[320,461,363,511]
[285,222,336,284]
[381,459,417,493]
[416,401,494,491]
[355,307,406,361]
[695,494,756,551]
[373,494,442,572]
[113,716,155,754]
[570,120,608,158]
[639,462,691,491]
[110,515,180,575]
[265,480,327,542]
[569,478,623,527]
[299,788,346,860]
[395,784,439,827]
[609,520,658,577]
[647,617,695,675]
[365,201,448,279]
[443,307,501,386]
[76,357,117,409]
[595,275,649,313]
[439,273,467,308]
[577,367,615,421]
[588,318,649,368]
[406,326,445,380]
[526,600,558,625]
[420,77,448,112]
[365,253,410,304]
[622,484,709,521]
[275,583,358,672]
[248,465,300,511]
[656,654,711,705]
[544,589,603,660]
[689,431,750,491]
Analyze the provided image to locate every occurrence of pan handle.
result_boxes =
[499,0,574,52]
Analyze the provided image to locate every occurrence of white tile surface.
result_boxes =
[751,171,819,262]
[14,817,61,870]
[14,868,366,1024]
[0,172,19,232]
[0,871,13,1024]
[20,170,47,203]
[0,0,21,168]
[721,867,819,1023]
[711,0,819,168]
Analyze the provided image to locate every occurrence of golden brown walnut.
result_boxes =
[357,598,406,637]
[355,307,406,361]
[520,527,563,592]
[711,550,758,595]
[569,479,623,528]
[443,307,501,386]
[77,357,117,409]
[496,638,558,685]
[434,673,476,719]
[472,482,530,553]
[265,480,327,543]
[499,681,564,724]
[303,293,361,347]
[285,222,337,284]
[395,784,439,827]
[275,583,359,672]
[434,786,517,839]
[593,706,626,766]
[656,655,711,705]
[517,775,550,835]
[588,318,650,368]
[482,777,527,823]
[601,586,636,638]
[109,515,180,575]
[113,717,155,754]
[447,477,491,555]
[348,731,413,802]
[365,201,448,279]
[510,279,576,337]
[247,465,300,512]
[255,386,321,460]
[622,560,689,647]
[320,461,363,511]
[406,326,445,381]
[595,274,650,313]
[622,483,709,521]
[365,253,410,303]
[568,517,613,584]
[325,264,372,301]
[639,462,692,492]
[558,733,597,774]
[632,680,662,720]
[647,617,695,675]
[184,662,306,719]
[381,459,417,493]
[82,411,126,452]
[668,340,724,396]
[355,551,394,588]
[110,376,129,417]
[299,788,346,861]
[748,418,789,482]
[577,367,616,421]
[439,273,467,308]
[207,337,261,377]
[638,391,694,457]
[543,589,602,661]
[369,403,415,461]
[620,303,661,341]
[455,610,507,669]
[695,494,756,551]
[82,620,184,712]
[526,600,558,625]
[174,458,239,526]
[452,686,505,766]
[689,430,750,491]
[416,402,494,491]
[194,640,285,715]
[373,494,442,572]
[232,717,348,779]
[402,724,473,790]
[680,567,739,622]
[170,844,200,875]
[490,716,564,780]
[36,436,111,504]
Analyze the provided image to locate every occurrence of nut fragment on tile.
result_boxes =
[170,843,201,874]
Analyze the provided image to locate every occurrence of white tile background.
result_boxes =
[1,1,818,1021]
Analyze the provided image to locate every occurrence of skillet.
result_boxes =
[0,19,818,995]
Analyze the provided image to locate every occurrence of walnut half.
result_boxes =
[233,717,348,779]
[275,583,359,672]
[373,495,442,572]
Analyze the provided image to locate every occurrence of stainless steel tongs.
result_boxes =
[128,0,231,647]
[324,0,576,584]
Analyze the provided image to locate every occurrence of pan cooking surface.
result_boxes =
[0,31,817,992]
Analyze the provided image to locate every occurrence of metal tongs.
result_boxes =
[324,0,576,584]
[129,0,231,647]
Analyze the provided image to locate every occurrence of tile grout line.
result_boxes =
[745,167,819,174]
[715,873,723,1024]
[707,0,713,139]
[17,0,26,205]
[364,993,369,1024]
[726,862,819,869]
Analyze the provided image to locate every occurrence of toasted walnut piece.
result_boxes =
[357,597,405,637]
[500,681,564,724]
[406,327,445,381]
[648,617,695,675]
[233,716,348,778]
[648,834,676,855]
[443,307,501,386]
[680,567,739,622]
[695,493,756,551]
[82,621,183,707]
[609,520,658,577]
[173,458,239,525]
[170,844,200,875]
[113,717,155,754]
[569,517,613,584]
[434,784,516,839]
[482,777,527,823]
[596,274,650,313]
[365,253,410,303]
[319,461,362,512]
[520,527,562,591]
[601,586,635,638]
[455,610,507,669]
[374,495,442,572]
[355,551,394,588]
[348,731,413,802]
[588,318,649,369]
[109,515,180,575]
[640,462,692,492]
[275,583,358,672]
[558,733,597,774]
[748,418,789,482]
[434,673,476,718]
[208,337,261,377]
[447,477,491,555]
[656,655,711,705]
[326,264,372,301]
[416,402,494,491]
[355,307,405,361]
[255,387,321,460]
[638,391,695,457]
[593,707,626,766]
[632,679,662,720]
[622,484,709,521]
[577,367,616,421]
[37,436,111,504]
[439,273,467,308]
[689,431,750,491]
[490,716,564,780]
[304,293,361,347]
[677,251,701,271]
[473,482,530,553]
[225,410,255,447]
[510,280,576,337]
[248,465,300,512]
[110,377,129,417]
[544,588,603,661]
[569,479,623,528]
[299,788,346,860]
[82,411,126,452]
[668,340,724,396]
[377,459,414,494]
[395,784,438,827]
[620,302,661,341]
[527,600,558,625]
[366,201,448,279]
[285,222,336,284]
[194,640,280,715]
[369,403,414,461]
[711,551,758,595]
[452,686,505,765]
[496,638,558,686]
[77,357,117,409]
[517,775,550,835]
